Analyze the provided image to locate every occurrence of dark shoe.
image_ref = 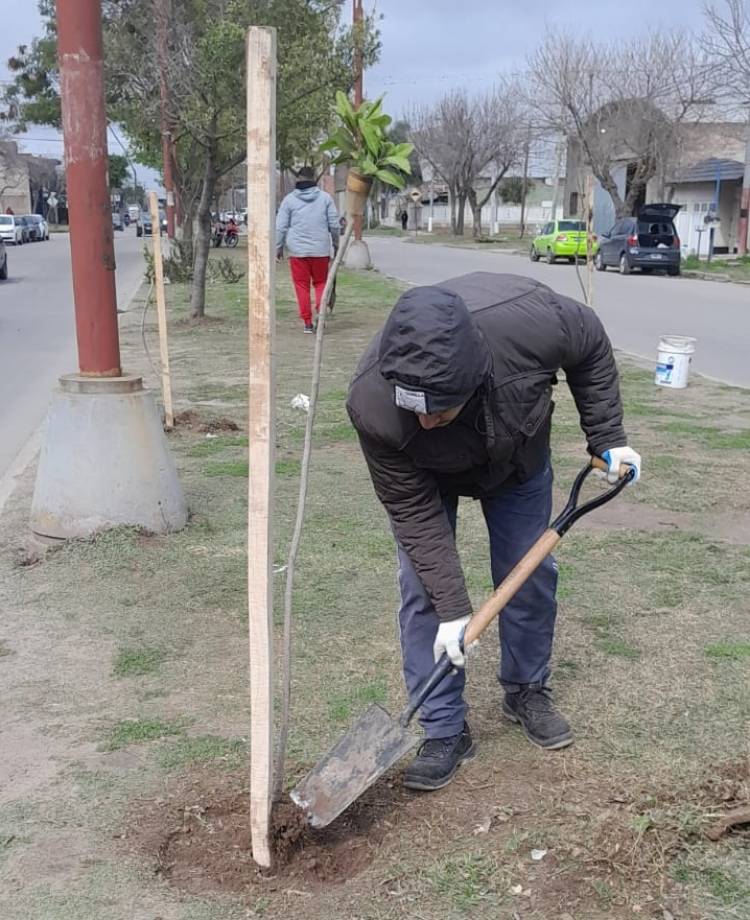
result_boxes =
[303,323,314,334]
[502,688,573,750]
[403,722,476,791]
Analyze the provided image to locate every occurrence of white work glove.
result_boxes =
[433,614,471,668]
[601,446,642,484]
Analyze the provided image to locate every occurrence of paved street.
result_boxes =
[0,230,145,484]
[366,236,750,388]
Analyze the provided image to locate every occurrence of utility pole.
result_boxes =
[738,105,750,256]
[519,125,532,239]
[156,0,176,239]
[57,0,120,376]
[31,0,186,541]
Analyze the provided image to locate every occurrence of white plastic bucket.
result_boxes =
[655,335,697,389]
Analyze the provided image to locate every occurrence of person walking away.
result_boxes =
[346,272,641,791]
[276,166,340,333]
[400,208,408,231]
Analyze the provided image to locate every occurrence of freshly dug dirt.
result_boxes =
[129,766,411,900]
[173,409,240,433]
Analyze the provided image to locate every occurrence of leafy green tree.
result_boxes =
[108,154,131,191]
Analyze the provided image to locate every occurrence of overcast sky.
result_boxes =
[366,0,707,116]
[1,0,710,151]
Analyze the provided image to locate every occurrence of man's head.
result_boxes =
[297,166,315,182]
[378,285,491,428]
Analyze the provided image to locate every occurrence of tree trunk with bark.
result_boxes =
[454,193,467,235]
[190,147,217,320]
[467,188,482,238]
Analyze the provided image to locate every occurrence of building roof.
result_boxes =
[671,157,745,184]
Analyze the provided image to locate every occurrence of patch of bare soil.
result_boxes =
[559,492,750,545]
[129,766,413,899]
[173,409,240,434]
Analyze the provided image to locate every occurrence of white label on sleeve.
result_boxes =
[394,385,427,414]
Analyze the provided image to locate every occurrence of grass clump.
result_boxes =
[159,734,246,770]
[426,853,500,912]
[704,641,750,660]
[328,679,388,723]
[113,646,165,677]
[188,436,248,457]
[102,718,184,751]
[204,460,249,478]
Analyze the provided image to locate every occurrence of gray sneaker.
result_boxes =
[502,688,573,750]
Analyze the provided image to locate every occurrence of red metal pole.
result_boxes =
[352,0,364,241]
[56,0,121,376]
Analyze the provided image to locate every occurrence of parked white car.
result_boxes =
[0,214,25,245]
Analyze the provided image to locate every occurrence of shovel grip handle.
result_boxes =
[463,529,561,647]
[590,456,632,479]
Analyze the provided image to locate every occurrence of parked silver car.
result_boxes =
[27,214,49,241]
[0,214,25,245]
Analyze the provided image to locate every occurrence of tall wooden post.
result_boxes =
[246,26,277,869]
[148,191,174,428]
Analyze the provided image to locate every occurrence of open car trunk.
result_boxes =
[637,220,677,249]
[637,203,680,249]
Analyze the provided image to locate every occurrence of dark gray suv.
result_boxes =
[595,204,681,276]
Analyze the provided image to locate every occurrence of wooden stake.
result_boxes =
[148,190,174,428]
[246,26,277,870]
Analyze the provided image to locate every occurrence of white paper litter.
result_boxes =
[530,848,547,861]
[291,394,310,412]
[472,817,492,835]
[510,884,523,895]
[205,433,218,439]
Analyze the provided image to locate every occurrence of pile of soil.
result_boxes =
[173,409,240,434]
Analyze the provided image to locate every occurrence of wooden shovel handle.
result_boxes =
[463,529,561,647]
[590,456,633,478]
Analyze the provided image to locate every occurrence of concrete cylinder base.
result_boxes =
[344,239,372,270]
[31,374,188,539]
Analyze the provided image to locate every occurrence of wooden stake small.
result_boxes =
[148,190,174,428]
[246,25,277,870]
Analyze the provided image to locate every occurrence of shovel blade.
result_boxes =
[291,703,419,828]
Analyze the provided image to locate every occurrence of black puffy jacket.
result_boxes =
[346,272,626,621]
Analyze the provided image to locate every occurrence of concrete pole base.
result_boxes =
[31,374,188,539]
[344,239,372,269]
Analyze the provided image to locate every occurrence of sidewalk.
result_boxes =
[0,251,748,920]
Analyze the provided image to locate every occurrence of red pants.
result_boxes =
[289,256,330,325]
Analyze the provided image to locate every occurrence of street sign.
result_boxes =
[410,189,421,202]
[47,193,58,208]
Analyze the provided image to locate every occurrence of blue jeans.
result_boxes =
[397,463,557,739]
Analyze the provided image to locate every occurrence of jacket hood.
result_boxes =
[378,285,492,414]
[294,185,321,202]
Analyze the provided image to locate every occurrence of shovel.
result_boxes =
[291,456,634,828]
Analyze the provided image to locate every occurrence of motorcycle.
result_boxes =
[225,223,239,248]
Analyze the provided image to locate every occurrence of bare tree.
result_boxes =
[702,0,750,98]
[0,138,26,204]
[528,29,713,218]
[411,83,527,236]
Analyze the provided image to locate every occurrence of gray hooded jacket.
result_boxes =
[347,272,626,622]
[275,184,339,257]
